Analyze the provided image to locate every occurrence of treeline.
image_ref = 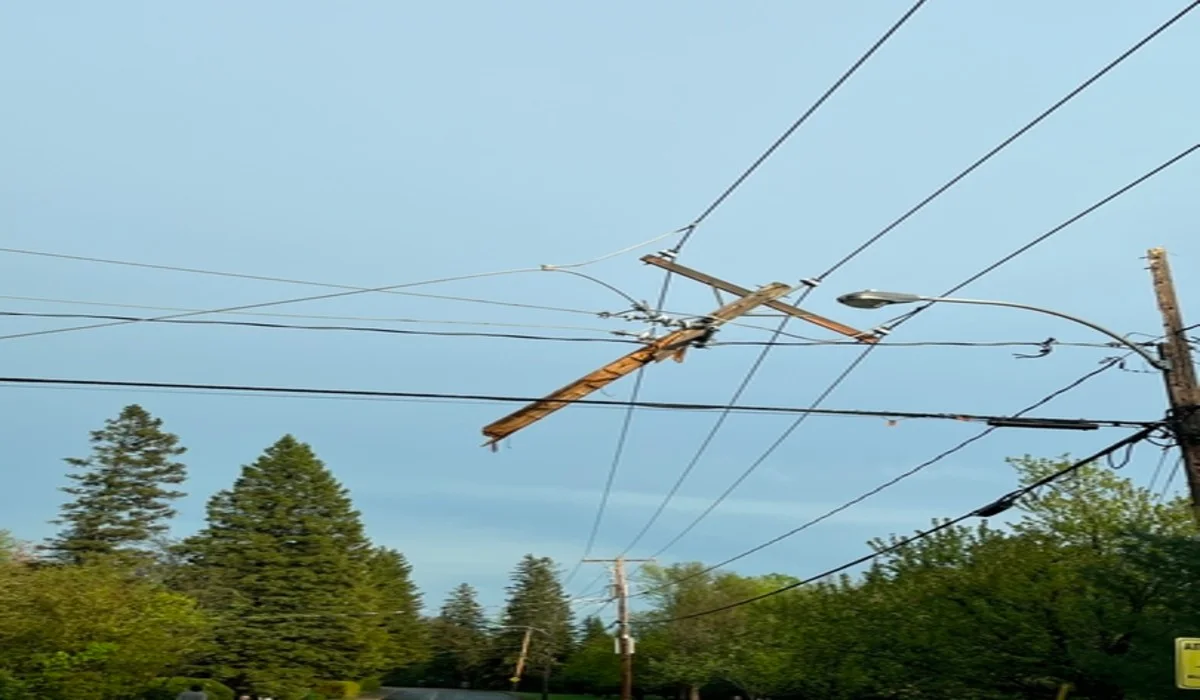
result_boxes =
[628,457,1200,700]
[4,404,1199,700]
[0,405,586,699]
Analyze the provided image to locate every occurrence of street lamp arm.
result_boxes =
[920,296,1167,371]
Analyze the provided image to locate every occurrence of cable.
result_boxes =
[625,145,1196,578]
[645,344,881,565]
[1146,445,1172,492]
[629,354,1129,598]
[617,294,816,558]
[0,230,679,343]
[613,1,1193,562]
[562,369,649,589]
[818,0,1200,279]
[1158,456,1183,501]
[881,143,1200,334]
[638,425,1157,622]
[598,1,931,575]
[675,0,931,247]
[0,375,1151,425]
[0,308,1157,353]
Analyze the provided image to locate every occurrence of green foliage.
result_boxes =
[179,435,381,695]
[626,454,1200,700]
[0,560,210,699]
[364,546,429,672]
[138,676,236,700]
[427,583,492,686]
[358,676,382,692]
[498,554,574,675]
[46,404,188,564]
[311,679,362,698]
[558,616,619,694]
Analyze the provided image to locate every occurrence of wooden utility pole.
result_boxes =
[584,556,654,700]
[1147,248,1200,523]
[510,626,534,690]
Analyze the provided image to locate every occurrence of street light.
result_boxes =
[835,289,1169,372]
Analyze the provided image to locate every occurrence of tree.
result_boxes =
[497,555,573,689]
[427,583,492,687]
[365,547,429,673]
[635,563,771,700]
[46,404,188,563]
[560,616,619,694]
[179,435,378,696]
[0,559,210,699]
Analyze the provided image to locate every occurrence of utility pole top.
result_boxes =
[1147,247,1200,524]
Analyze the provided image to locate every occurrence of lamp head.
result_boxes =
[836,290,924,309]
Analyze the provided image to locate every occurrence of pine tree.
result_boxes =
[498,555,574,686]
[365,547,429,673]
[180,435,377,696]
[46,404,187,563]
[429,583,491,686]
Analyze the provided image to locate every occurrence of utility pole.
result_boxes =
[584,556,654,700]
[1147,247,1200,523]
[510,626,534,690]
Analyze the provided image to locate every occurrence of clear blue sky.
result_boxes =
[1,1,1197,615]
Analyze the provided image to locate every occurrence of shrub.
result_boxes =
[140,676,235,700]
[311,679,362,698]
[359,677,382,692]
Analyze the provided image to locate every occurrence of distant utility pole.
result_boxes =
[510,626,534,690]
[584,556,654,700]
[1147,247,1200,523]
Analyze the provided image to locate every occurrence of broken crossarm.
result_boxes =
[640,254,878,343]
[481,281,793,448]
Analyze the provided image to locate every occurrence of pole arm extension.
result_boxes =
[922,296,1169,371]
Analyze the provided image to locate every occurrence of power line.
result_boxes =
[562,369,649,589]
[617,297,817,560]
[645,345,879,564]
[817,0,1200,279]
[595,2,933,583]
[627,143,1196,573]
[628,354,1128,599]
[638,425,1158,623]
[617,0,933,576]
[0,230,681,343]
[674,0,931,247]
[0,375,1153,426]
[882,142,1199,333]
[0,308,1157,353]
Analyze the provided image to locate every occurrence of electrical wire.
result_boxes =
[0,230,678,343]
[1146,445,1172,492]
[674,0,931,248]
[576,1,932,594]
[625,144,1196,579]
[1158,456,1183,501]
[817,0,1200,280]
[614,3,1198,567]
[881,142,1200,334]
[638,425,1157,623]
[0,375,1152,425]
[617,293,817,559]
[561,369,649,589]
[628,354,1129,598]
[0,308,1157,353]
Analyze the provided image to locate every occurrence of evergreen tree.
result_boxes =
[46,404,187,563]
[497,555,573,687]
[365,547,429,673]
[428,583,491,687]
[180,435,376,696]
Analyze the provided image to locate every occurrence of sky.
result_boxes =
[1,1,1198,617]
